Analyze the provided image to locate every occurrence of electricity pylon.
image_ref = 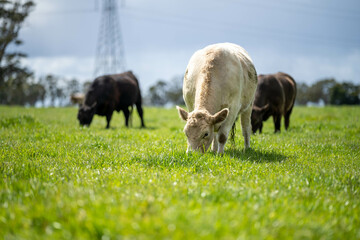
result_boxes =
[93,0,125,77]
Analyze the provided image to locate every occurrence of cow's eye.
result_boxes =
[203,132,209,138]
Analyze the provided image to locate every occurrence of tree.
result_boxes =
[0,0,35,105]
[146,76,185,106]
[83,81,92,93]
[306,78,337,104]
[165,76,184,105]
[25,82,45,106]
[147,80,167,106]
[330,82,360,105]
[296,79,360,106]
[42,74,58,107]
[66,78,81,95]
[295,82,309,105]
[56,87,65,106]
[0,0,34,63]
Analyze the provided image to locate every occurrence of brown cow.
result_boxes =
[77,71,145,129]
[251,72,296,133]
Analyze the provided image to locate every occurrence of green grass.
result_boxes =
[0,105,359,239]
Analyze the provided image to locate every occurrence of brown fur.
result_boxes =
[219,133,227,144]
[251,72,296,133]
[77,71,145,129]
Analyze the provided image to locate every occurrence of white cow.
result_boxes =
[177,43,258,153]
[70,92,85,105]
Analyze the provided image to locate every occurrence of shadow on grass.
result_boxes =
[133,147,287,173]
[224,147,287,163]
[94,125,158,131]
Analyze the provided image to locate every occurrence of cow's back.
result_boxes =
[255,75,284,110]
[84,76,119,116]
[255,72,296,115]
[276,72,296,112]
[112,71,141,111]
[183,43,257,114]
[85,76,117,106]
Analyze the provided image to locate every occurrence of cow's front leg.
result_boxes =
[186,143,191,153]
[211,134,219,153]
[216,115,237,154]
[217,132,228,154]
[259,122,263,134]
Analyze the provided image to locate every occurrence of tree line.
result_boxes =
[2,72,360,107]
[0,0,90,107]
[296,79,360,105]
[146,77,360,106]
[0,74,90,107]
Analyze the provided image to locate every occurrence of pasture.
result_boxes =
[0,105,359,239]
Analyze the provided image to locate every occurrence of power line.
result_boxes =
[33,8,97,15]
[31,1,360,49]
[264,0,360,19]
[224,0,360,20]
[122,7,360,48]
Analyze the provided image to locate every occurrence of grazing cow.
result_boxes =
[177,43,258,153]
[251,72,296,133]
[77,71,145,129]
[70,93,85,105]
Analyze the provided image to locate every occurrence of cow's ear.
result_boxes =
[212,108,229,125]
[176,106,188,121]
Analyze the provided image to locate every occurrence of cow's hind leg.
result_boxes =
[273,113,281,133]
[106,112,113,129]
[241,108,252,149]
[284,107,293,130]
[123,108,130,127]
[136,102,145,128]
[128,105,134,127]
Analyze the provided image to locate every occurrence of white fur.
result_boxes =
[179,43,257,153]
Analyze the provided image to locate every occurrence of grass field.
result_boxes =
[0,105,359,239]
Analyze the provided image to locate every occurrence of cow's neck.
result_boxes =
[194,75,217,114]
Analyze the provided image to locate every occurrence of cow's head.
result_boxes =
[177,106,229,153]
[251,104,270,134]
[77,102,97,127]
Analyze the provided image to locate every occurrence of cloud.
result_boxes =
[22,48,190,91]
[22,56,94,81]
[291,51,360,83]
[252,49,360,84]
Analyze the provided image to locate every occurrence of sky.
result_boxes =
[15,0,360,92]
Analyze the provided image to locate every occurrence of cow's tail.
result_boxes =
[230,121,236,145]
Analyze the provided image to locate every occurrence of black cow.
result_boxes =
[77,71,145,129]
[251,72,296,133]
